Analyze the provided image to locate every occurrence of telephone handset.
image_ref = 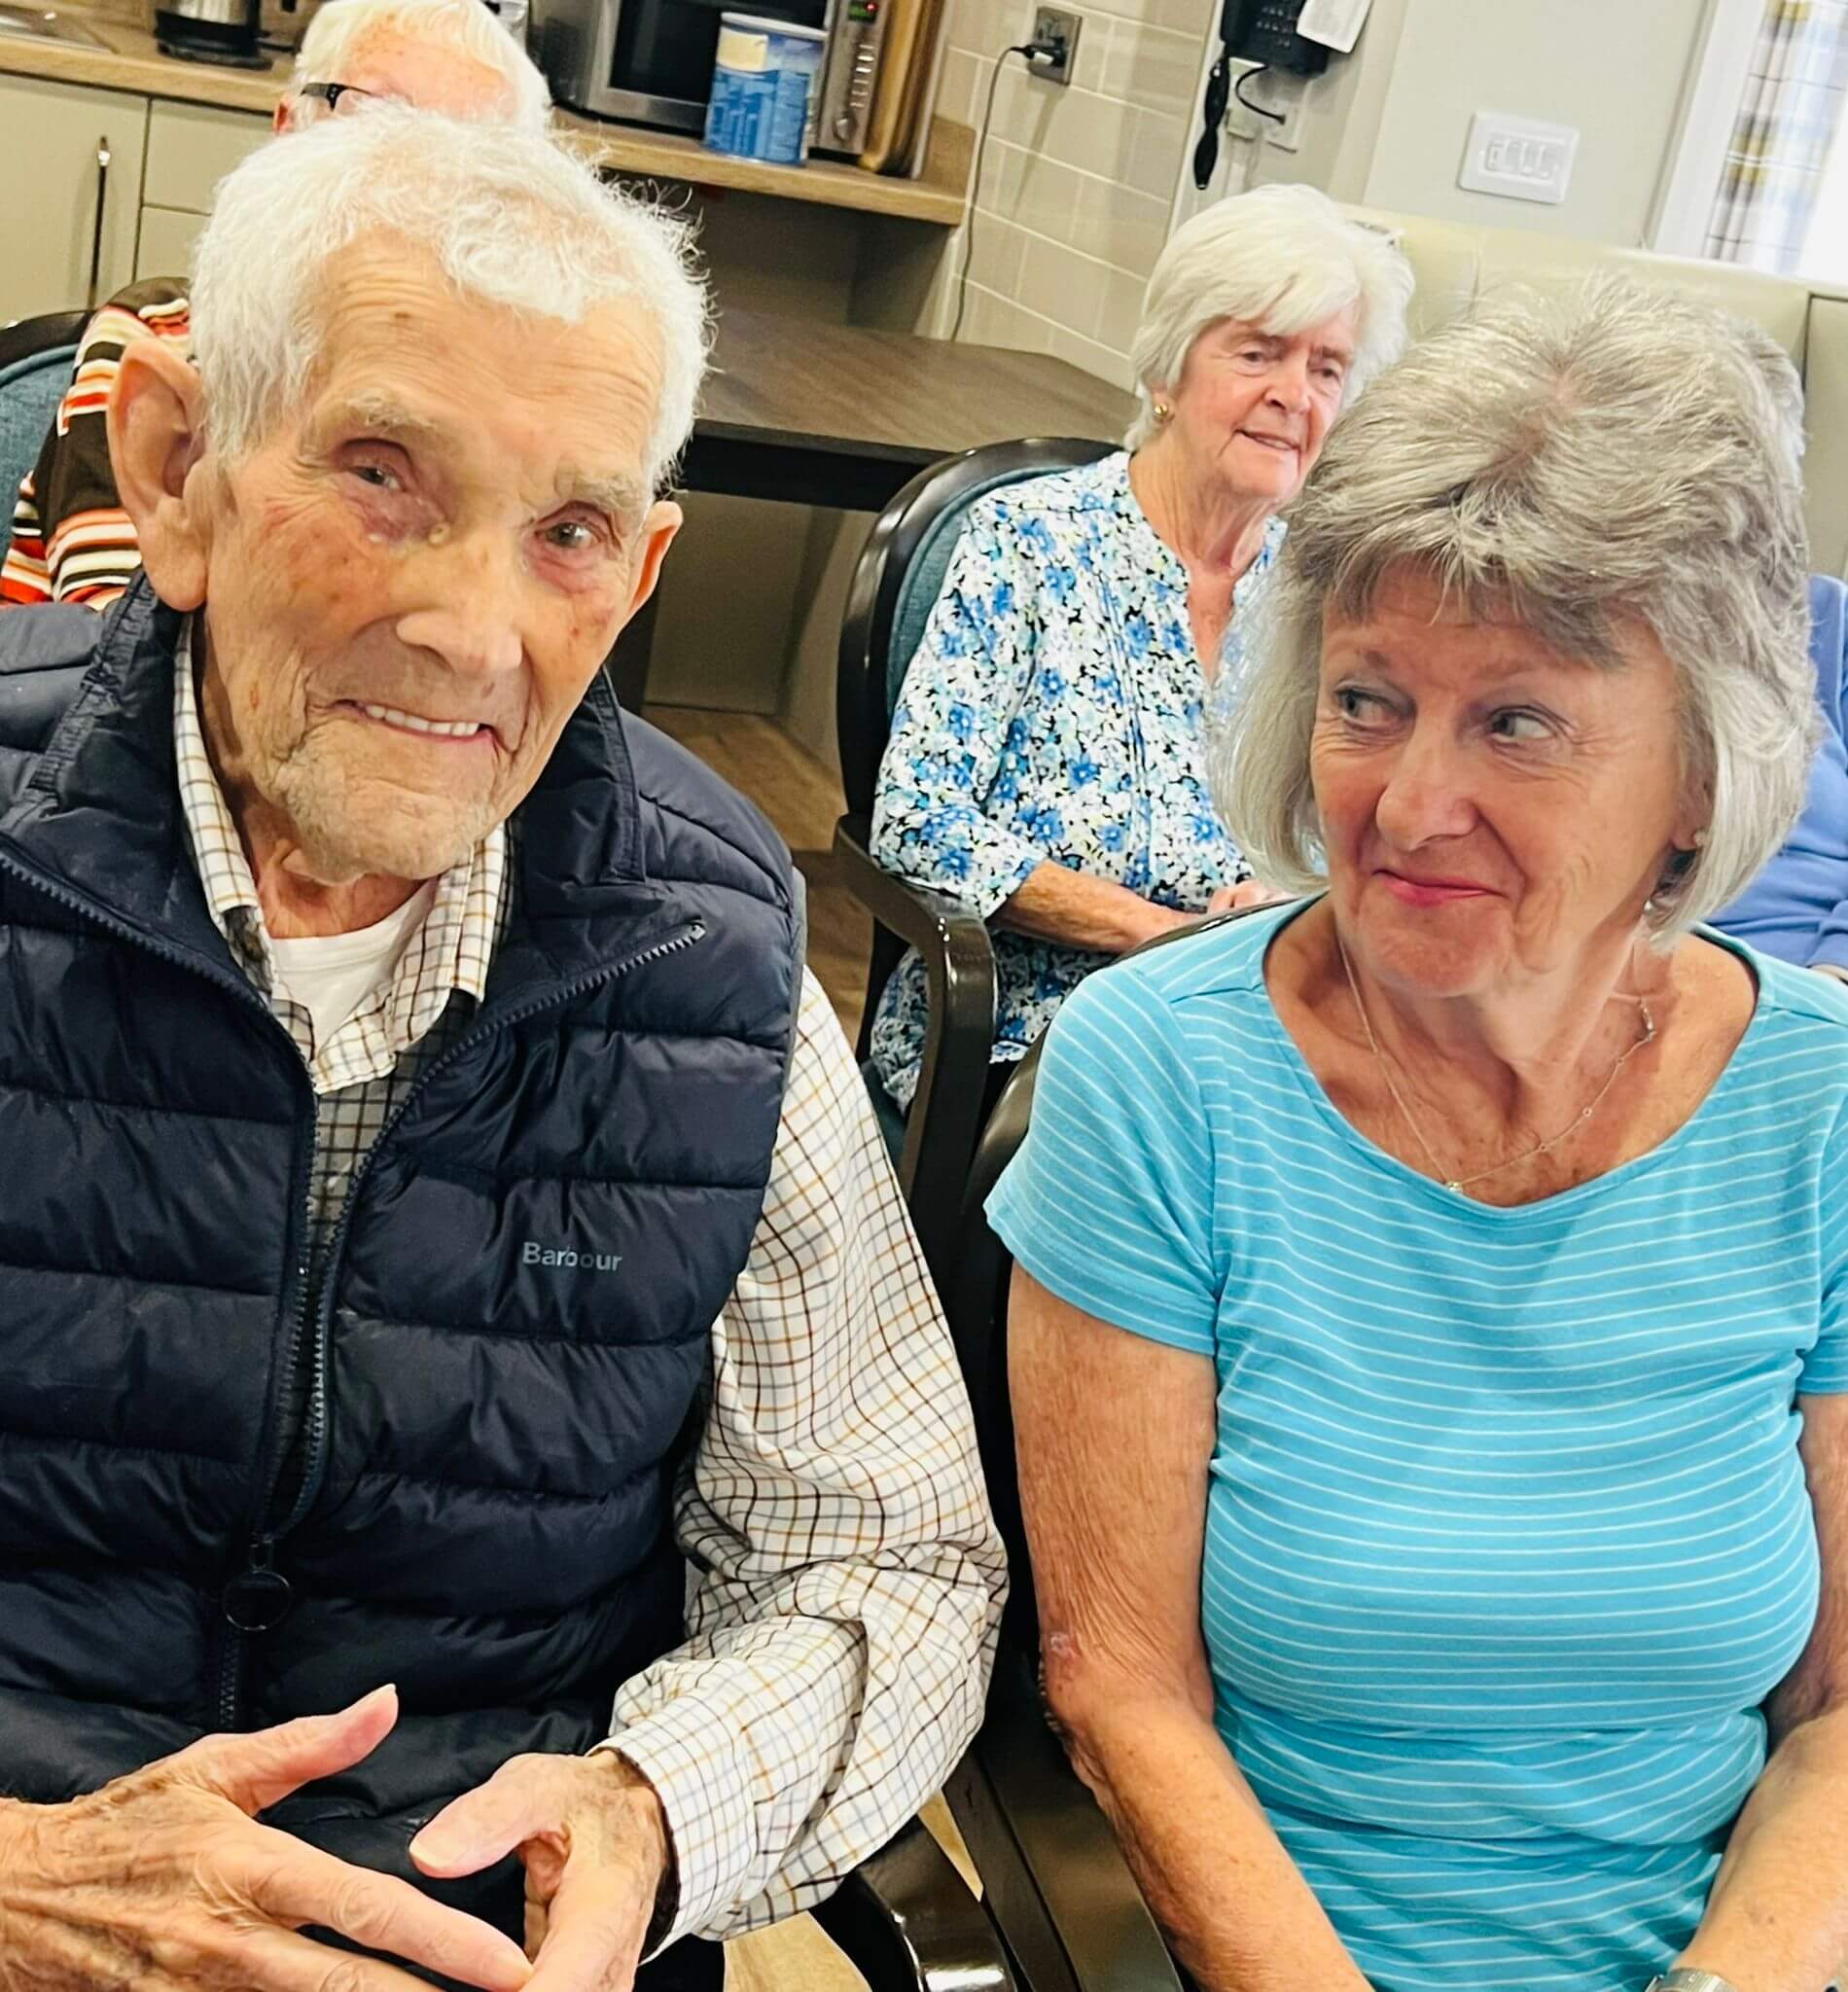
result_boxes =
[1223,0,1329,77]
[1193,0,1329,189]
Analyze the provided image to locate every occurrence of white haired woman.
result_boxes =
[990,280,1848,1991]
[1,0,548,610]
[866,184,1414,1126]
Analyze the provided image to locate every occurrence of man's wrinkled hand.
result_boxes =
[410,1752,668,1992]
[0,1685,532,1992]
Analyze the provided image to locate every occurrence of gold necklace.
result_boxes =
[1335,938,1657,1196]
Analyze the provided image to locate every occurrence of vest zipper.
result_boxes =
[260,916,710,1602]
[0,838,319,1734]
[0,836,709,1730]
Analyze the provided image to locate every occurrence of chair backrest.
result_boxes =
[0,312,87,537]
[944,903,1287,1654]
[835,437,1117,820]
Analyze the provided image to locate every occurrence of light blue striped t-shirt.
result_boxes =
[987,900,1848,1992]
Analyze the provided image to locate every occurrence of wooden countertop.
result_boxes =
[0,16,971,223]
[702,308,1137,466]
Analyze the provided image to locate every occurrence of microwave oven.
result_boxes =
[532,0,892,158]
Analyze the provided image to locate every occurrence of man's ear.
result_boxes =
[110,338,210,611]
[624,498,682,623]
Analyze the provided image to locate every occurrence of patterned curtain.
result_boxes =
[1706,0,1848,272]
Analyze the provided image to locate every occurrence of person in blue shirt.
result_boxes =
[990,281,1848,1992]
[867,186,1414,1120]
[1717,571,1848,979]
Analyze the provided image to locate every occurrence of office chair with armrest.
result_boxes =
[0,311,87,527]
[940,907,1283,1992]
[835,436,1117,1291]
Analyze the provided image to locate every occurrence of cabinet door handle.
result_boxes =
[88,134,112,309]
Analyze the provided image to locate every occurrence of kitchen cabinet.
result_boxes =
[134,203,208,282]
[143,99,269,214]
[0,74,147,324]
[135,101,269,281]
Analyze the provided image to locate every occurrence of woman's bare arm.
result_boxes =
[1676,1391,1848,1990]
[1010,1266,1372,1992]
[997,867,1281,953]
[995,862,1195,952]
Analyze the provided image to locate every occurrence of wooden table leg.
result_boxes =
[605,587,659,711]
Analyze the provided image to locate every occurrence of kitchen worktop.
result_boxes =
[0,15,971,223]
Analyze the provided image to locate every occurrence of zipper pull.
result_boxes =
[221,1534,294,1633]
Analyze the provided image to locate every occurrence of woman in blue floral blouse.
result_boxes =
[869,184,1414,1117]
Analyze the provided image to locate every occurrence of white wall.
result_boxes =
[1237,0,1713,250]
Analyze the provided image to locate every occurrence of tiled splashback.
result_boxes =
[931,0,1212,391]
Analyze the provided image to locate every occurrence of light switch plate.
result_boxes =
[1458,110,1579,204]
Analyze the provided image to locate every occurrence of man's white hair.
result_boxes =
[290,0,551,128]
[189,107,709,493]
[1128,183,1414,448]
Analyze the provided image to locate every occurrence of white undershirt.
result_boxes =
[267,880,441,1050]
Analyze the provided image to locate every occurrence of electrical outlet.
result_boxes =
[1236,62,1309,151]
[1224,56,1267,143]
[1030,5,1082,87]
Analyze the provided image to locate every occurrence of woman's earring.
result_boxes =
[1692,827,1709,848]
[1154,399,1173,423]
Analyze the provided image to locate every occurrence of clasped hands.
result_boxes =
[0,1686,669,1992]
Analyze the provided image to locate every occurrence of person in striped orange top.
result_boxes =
[0,0,549,610]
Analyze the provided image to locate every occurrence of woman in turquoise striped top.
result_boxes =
[989,282,1848,1992]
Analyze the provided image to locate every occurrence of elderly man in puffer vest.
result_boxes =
[0,108,1004,1992]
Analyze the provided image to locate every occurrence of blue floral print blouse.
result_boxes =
[869,450,1284,1109]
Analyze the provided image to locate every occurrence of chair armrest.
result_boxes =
[812,1812,1016,1992]
[834,813,997,1290]
[946,1653,1185,1992]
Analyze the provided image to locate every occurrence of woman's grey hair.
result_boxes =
[1217,276,1816,943]
[1127,184,1414,449]
[190,107,709,494]
[290,0,551,128]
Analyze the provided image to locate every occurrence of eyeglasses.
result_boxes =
[295,80,388,114]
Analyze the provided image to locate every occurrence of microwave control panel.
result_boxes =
[816,0,888,155]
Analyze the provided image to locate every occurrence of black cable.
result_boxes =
[950,43,1035,344]
[1233,62,1286,125]
[1193,48,1229,189]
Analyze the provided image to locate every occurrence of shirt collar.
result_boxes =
[1116,451,1289,586]
[170,617,504,1008]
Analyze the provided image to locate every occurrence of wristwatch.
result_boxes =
[1643,1974,1740,1992]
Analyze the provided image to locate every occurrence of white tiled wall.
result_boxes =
[929,0,1215,390]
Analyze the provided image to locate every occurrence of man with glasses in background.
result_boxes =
[0,0,549,610]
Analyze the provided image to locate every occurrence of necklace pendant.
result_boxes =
[1445,1180,1463,1193]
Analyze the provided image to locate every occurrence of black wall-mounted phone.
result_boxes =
[1194,0,1330,189]
[1222,0,1329,77]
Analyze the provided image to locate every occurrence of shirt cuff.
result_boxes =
[875,803,1045,924]
[591,1698,758,1952]
[945,829,1044,920]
